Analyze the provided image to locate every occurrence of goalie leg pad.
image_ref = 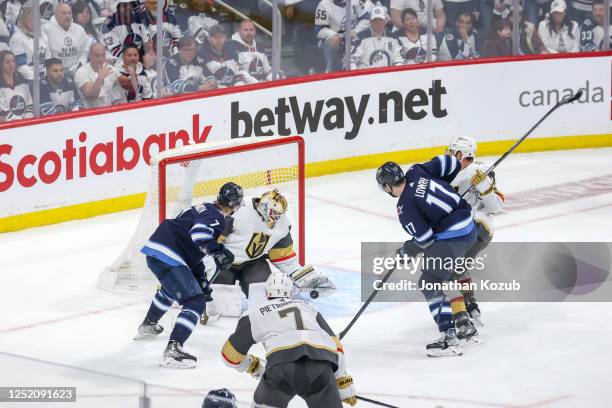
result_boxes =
[205,284,242,318]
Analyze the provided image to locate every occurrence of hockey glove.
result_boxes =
[213,245,234,270]
[335,352,357,406]
[290,265,337,298]
[471,169,494,195]
[241,354,265,380]
[201,281,213,303]
[398,239,423,258]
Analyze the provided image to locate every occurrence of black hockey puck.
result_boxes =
[310,290,319,299]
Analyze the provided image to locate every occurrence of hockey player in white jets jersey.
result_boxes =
[447,136,505,324]
[221,273,356,407]
[315,0,374,72]
[351,5,404,69]
[215,189,336,298]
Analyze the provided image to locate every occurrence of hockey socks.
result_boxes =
[143,289,173,324]
[428,295,453,332]
[169,295,205,346]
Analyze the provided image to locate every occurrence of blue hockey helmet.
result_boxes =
[376,161,404,194]
[217,182,244,213]
[202,388,237,408]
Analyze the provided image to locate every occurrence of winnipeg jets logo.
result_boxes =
[396,205,403,216]
[64,37,73,46]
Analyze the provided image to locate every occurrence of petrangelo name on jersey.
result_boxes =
[231,80,448,140]
[258,300,304,316]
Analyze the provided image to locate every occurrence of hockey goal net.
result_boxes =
[99,136,305,293]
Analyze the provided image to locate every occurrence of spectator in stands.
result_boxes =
[580,0,611,51]
[441,0,475,28]
[142,42,158,96]
[482,17,513,56]
[351,6,404,69]
[315,0,373,72]
[175,0,221,44]
[394,8,439,63]
[569,0,595,24]
[390,0,447,33]
[230,20,273,81]
[524,0,553,24]
[163,36,217,95]
[0,10,11,51]
[537,0,580,53]
[137,0,182,56]
[74,43,122,107]
[437,10,481,60]
[115,44,153,102]
[72,0,104,51]
[43,3,89,78]
[509,5,548,54]
[101,0,144,59]
[40,57,84,115]
[0,50,34,121]
[9,5,50,81]
[200,24,257,88]
[3,0,24,27]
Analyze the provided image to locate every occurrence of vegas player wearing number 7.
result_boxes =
[376,155,480,357]
[221,273,357,407]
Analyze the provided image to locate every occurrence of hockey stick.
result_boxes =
[461,90,583,198]
[339,263,398,340]
[356,395,400,408]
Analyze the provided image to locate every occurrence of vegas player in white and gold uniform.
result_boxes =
[215,189,336,297]
[221,273,356,407]
[446,136,505,323]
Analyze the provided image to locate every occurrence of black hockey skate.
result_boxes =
[161,341,197,368]
[426,328,462,357]
[133,321,163,340]
[456,317,482,346]
[465,298,483,326]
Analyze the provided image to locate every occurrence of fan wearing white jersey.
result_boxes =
[351,6,404,69]
[447,136,505,323]
[221,273,356,407]
[215,189,336,298]
[43,3,89,78]
[315,0,374,72]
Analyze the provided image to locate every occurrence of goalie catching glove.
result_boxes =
[289,265,337,298]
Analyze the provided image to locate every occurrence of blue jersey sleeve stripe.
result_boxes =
[190,224,214,234]
[437,155,446,177]
[191,232,213,242]
[141,241,187,266]
[414,228,433,243]
[448,156,457,174]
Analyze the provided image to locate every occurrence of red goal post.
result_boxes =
[99,135,305,292]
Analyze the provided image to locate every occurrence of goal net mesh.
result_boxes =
[99,136,303,293]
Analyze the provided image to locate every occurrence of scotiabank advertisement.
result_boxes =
[0,54,610,229]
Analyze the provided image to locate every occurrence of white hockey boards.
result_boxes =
[99,136,305,292]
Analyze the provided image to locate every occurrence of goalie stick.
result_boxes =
[461,90,583,198]
[339,91,584,340]
[356,395,400,408]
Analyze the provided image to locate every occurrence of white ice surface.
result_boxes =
[1,148,611,408]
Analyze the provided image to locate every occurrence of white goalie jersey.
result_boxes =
[451,162,504,232]
[220,198,299,273]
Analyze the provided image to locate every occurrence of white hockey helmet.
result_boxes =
[265,273,293,299]
[447,136,476,159]
[256,189,288,228]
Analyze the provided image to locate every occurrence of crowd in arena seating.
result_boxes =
[0,0,608,121]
